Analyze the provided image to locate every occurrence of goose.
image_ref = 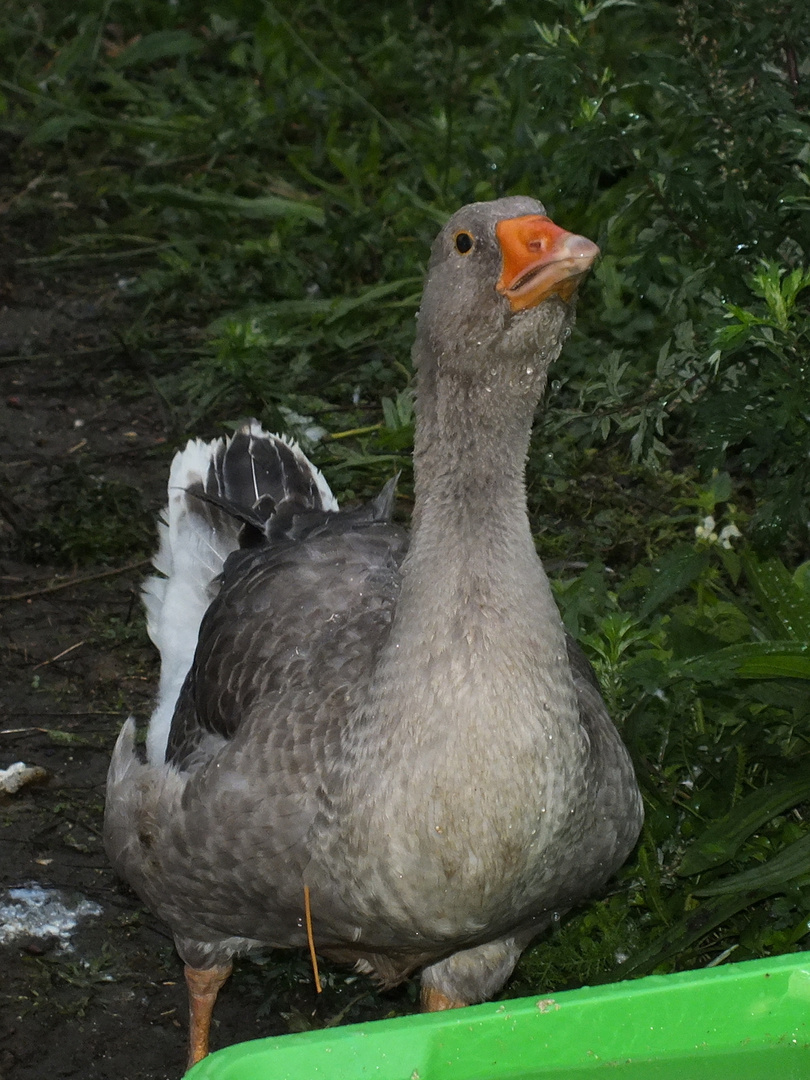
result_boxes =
[104,195,643,1070]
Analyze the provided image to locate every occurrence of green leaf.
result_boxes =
[743,553,810,642]
[694,831,810,896]
[637,545,710,619]
[112,31,205,68]
[322,279,422,324]
[598,888,775,982]
[27,113,90,144]
[794,562,810,595]
[708,472,733,502]
[132,184,324,224]
[674,641,810,682]
[678,774,810,876]
[582,0,639,24]
[736,653,810,678]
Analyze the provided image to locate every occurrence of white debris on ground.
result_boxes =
[0,761,48,795]
[0,884,102,951]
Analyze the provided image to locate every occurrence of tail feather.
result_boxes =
[143,420,336,765]
[212,421,336,514]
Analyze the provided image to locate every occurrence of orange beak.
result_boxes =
[495,215,599,312]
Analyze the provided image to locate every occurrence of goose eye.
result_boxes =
[454,231,474,255]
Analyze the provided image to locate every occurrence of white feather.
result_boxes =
[143,424,336,765]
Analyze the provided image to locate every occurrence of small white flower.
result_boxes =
[695,515,716,540]
[718,524,742,549]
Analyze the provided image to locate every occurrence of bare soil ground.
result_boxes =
[0,246,411,1080]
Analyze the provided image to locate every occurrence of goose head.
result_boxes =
[413,196,599,406]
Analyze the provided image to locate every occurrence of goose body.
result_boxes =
[104,196,643,1066]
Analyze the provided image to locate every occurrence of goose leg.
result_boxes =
[419,934,533,1013]
[420,985,467,1011]
[184,962,233,1071]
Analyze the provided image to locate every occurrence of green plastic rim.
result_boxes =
[187,952,810,1079]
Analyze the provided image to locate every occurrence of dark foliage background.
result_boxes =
[2,0,810,1006]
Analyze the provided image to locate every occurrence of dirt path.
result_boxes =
[0,263,407,1079]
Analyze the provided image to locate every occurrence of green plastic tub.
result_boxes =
[187,952,810,1079]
